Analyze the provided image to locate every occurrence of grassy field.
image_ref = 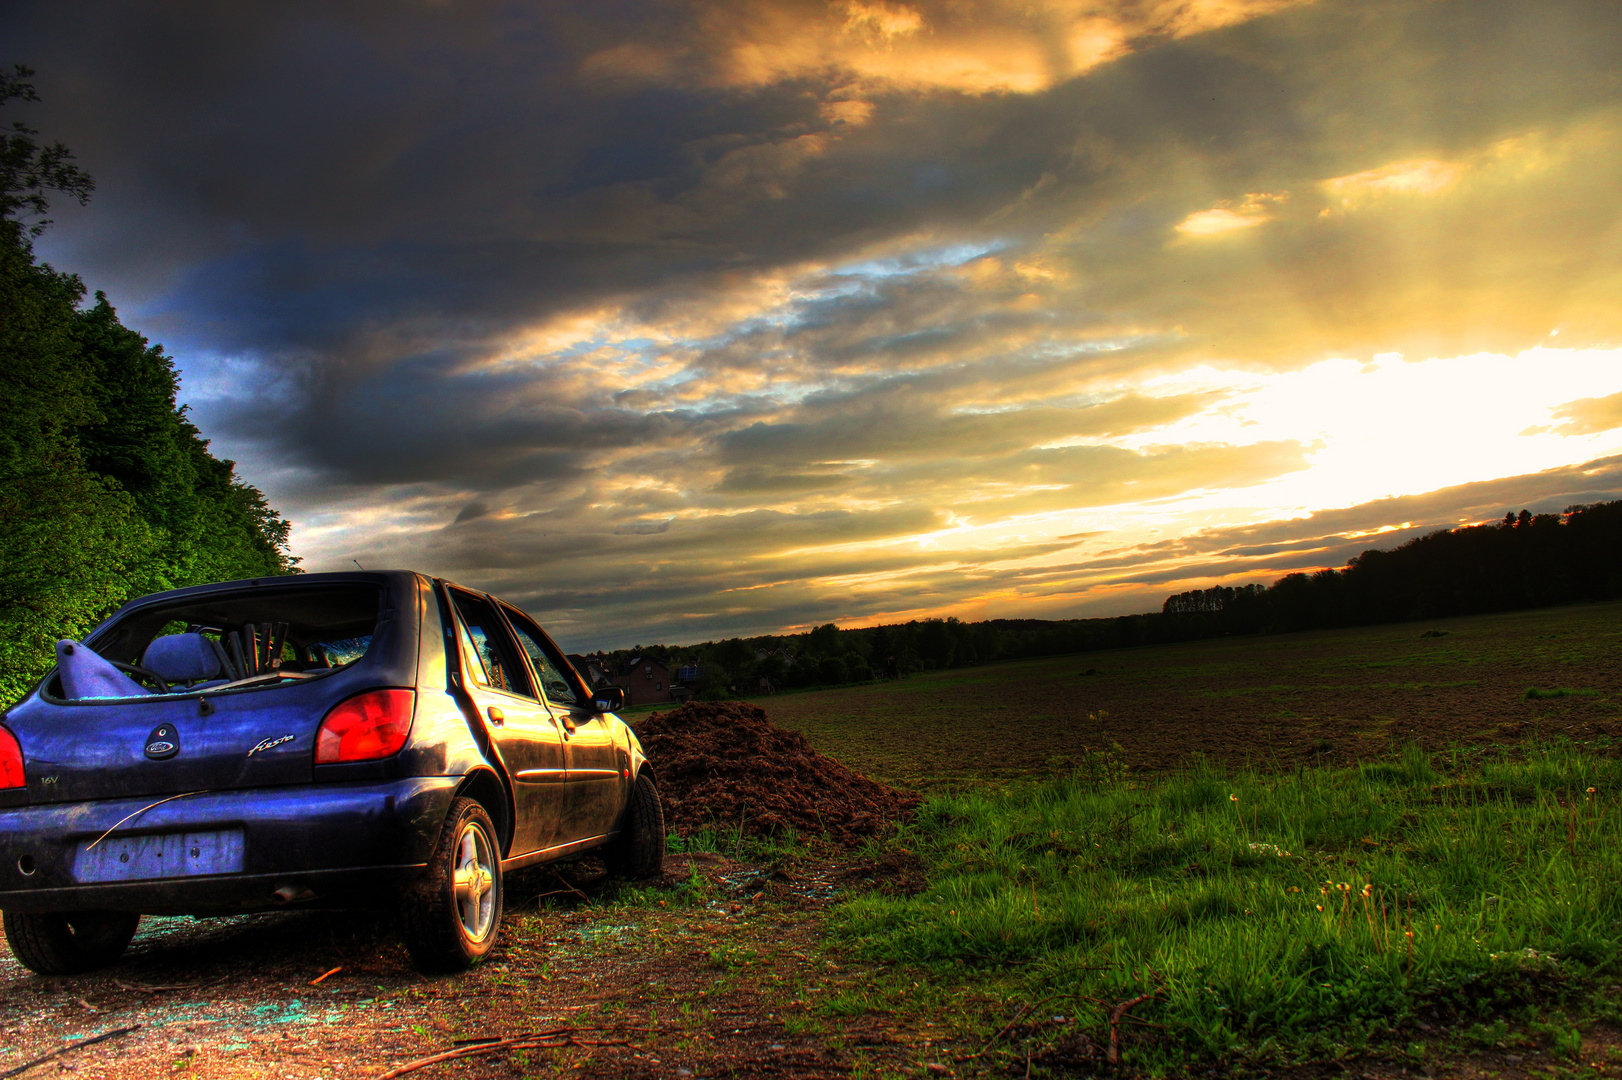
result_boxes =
[745,600,1622,789]
[829,743,1622,1073]
[705,602,1622,1073]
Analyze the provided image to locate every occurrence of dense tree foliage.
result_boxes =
[0,67,296,703]
[1159,502,1622,638]
[588,501,1622,694]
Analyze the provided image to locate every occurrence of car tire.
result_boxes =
[400,796,503,974]
[2,910,140,975]
[605,771,665,880]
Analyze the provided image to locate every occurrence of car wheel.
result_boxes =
[2,910,140,975]
[605,771,666,880]
[400,796,504,973]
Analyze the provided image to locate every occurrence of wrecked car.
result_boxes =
[0,571,663,974]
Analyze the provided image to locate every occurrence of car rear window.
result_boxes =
[45,585,383,702]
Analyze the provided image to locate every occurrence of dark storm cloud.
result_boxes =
[9,0,1622,647]
[21,0,1621,366]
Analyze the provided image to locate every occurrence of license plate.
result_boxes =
[73,829,245,883]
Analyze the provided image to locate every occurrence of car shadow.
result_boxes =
[87,858,621,984]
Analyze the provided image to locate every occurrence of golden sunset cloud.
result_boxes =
[21,0,1622,646]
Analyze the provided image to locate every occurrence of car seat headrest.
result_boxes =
[55,640,151,700]
[142,633,228,683]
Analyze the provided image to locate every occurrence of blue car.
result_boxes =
[0,571,664,974]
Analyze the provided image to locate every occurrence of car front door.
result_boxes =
[501,605,628,844]
[445,589,569,857]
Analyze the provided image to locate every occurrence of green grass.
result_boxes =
[1526,687,1602,699]
[830,742,1622,1071]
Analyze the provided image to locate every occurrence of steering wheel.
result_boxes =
[110,661,171,695]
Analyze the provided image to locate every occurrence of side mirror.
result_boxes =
[592,686,625,712]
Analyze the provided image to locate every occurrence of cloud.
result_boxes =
[1175,192,1288,236]
[8,0,1622,648]
[576,0,1313,95]
[1320,159,1464,207]
[1550,390,1622,436]
[612,518,675,535]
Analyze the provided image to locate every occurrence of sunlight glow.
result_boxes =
[1127,347,1622,511]
[1322,159,1463,205]
[1176,193,1287,236]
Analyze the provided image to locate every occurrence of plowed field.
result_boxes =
[754,600,1622,787]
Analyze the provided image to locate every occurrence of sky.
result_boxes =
[9,0,1622,650]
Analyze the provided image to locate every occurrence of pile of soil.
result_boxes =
[632,701,919,845]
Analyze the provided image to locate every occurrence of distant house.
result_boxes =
[667,660,698,704]
[565,654,611,688]
[612,656,674,707]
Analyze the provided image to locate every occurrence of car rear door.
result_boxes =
[444,589,569,857]
[500,606,628,844]
[5,580,402,805]
[7,687,317,805]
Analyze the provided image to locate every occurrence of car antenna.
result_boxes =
[352,559,364,570]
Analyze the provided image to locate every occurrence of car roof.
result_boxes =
[95,570,427,624]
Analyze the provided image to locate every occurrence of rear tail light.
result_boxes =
[315,689,415,765]
[0,727,24,788]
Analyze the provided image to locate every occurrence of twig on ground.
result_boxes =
[0,1025,140,1079]
[1106,993,1157,1067]
[970,996,1053,1060]
[550,871,591,903]
[378,1032,629,1079]
[448,1025,655,1046]
[309,966,343,986]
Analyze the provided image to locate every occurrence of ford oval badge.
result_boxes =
[144,724,179,760]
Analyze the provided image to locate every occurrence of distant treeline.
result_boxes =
[600,500,1622,697]
[1,67,296,702]
[1158,503,1622,637]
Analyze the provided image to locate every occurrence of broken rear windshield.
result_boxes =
[45,585,382,702]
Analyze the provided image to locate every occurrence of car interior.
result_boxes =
[44,585,383,702]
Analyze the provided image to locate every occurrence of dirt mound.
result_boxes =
[632,701,918,845]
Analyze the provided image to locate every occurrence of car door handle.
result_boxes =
[487,706,504,726]
[560,716,576,735]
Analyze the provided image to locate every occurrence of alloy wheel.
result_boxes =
[452,820,497,942]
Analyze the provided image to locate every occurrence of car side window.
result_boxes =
[449,591,534,698]
[502,607,584,708]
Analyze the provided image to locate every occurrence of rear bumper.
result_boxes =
[0,777,460,915]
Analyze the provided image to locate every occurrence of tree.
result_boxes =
[694,662,732,700]
[0,66,92,236]
[806,622,841,657]
[0,68,296,703]
[916,618,956,669]
[759,651,788,686]
[788,654,821,687]
[711,637,755,672]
